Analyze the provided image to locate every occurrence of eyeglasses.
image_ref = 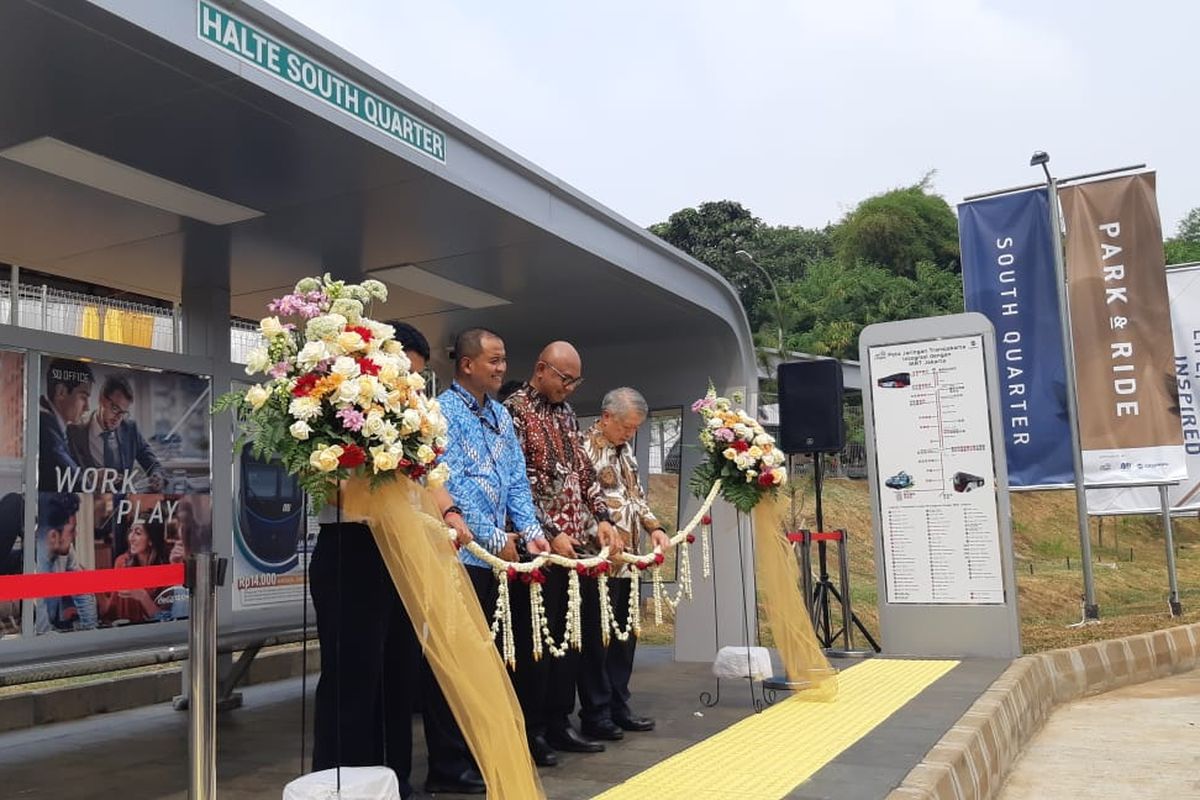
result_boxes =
[542,362,584,390]
[103,398,131,420]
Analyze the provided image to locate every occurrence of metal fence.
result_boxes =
[0,275,269,361]
[0,280,177,352]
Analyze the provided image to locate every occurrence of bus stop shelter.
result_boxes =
[0,0,757,682]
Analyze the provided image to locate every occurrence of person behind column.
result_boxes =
[504,341,623,756]
[310,321,483,799]
[578,387,670,739]
[436,328,556,766]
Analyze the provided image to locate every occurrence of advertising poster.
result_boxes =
[959,187,1073,486]
[33,356,211,633]
[868,335,1005,605]
[1061,172,1186,485]
[0,350,25,638]
[231,449,314,611]
[1088,263,1200,513]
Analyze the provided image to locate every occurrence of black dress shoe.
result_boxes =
[529,734,559,767]
[546,725,606,753]
[614,714,656,732]
[425,766,486,795]
[581,719,625,741]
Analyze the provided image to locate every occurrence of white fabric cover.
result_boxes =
[283,766,401,800]
[712,645,774,680]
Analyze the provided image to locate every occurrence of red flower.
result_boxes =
[356,357,380,376]
[347,325,373,343]
[292,373,321,397]
[686,533,696,544]
[409,464,426,480]
[731,439,749,453]
[575,564,588,575]
[701,515,712,526]
[757,472,775,487]
[653,552,665,565]
[338,444,367,469]
[530,569,545,584]
[506,566,518,582]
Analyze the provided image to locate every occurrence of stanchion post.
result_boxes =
[188,552,226,800]
[1159,485,1182,616]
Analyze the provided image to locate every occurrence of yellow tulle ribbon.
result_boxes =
[752,503,838,700]
[341,476,545,799]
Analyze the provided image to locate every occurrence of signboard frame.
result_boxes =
[860,312,1021,659]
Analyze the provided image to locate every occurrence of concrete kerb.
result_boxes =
[887,620,1200,800]
[0,643,321,733]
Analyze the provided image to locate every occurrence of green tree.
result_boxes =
[833,176,960,277]
[1165,206,1200,265]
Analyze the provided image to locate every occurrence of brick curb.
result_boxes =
[887,622,1200,800]
[0,643,320,733]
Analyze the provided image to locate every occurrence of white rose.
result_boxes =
[289,420,312,440]
[336,379,361,404]
[416,444,436,465]
[428,462,450,487]
[310,445,343,472]
[245,347,270,375]
[753,433,772,446]
[406,373,426,392]
[297,341,326,370]
[245,384,270,410]
[401,408,422,434]
[722,447,738,461]
[733,424,751,439]
[260,316,285,338]
[773,469,787,485]
[734,454,752,469]
[362,410,385,438]
[748,445,764,459]
[378,422,399,444]
[745,469,758,482]
[357,375,384,403]
[707,417,723,429]
[336,330,365,353]
[371,445,399,473]
[288,396,321,421]
[331,356,359,378]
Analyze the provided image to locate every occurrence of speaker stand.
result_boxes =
[809,454,879,657]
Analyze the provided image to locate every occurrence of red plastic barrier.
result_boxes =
[0,564,185,601]
[785,530,844,543]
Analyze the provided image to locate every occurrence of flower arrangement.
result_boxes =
[214,274,449,508]
[689,383,787,513]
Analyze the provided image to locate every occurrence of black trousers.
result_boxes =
[310,523,470,792]
[465,563,580,737]
[578,576,638,725]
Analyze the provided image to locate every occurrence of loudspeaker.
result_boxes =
[777,360,845,454]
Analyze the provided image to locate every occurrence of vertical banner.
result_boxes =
[231,450,313,611]
[1060,172,1186,485]
[959,188,1073,486]
[1088,263,1200,512]
[32,357,210,634]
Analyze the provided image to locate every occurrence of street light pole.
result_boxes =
[735,249,784,354]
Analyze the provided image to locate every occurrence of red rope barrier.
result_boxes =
[0,564,185,601]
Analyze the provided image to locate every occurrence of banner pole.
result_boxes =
[1159,484,1183,616]
[1046,175,1100,620]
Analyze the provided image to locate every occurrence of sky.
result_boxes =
[267,0,1198,235]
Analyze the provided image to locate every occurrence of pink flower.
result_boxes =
[714,427,735,442]
[268,362,291,379]
[691,397,715,412]
[337,407,365,432]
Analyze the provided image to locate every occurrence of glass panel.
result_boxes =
[646,407,682,575]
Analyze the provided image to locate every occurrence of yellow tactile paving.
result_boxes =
[594,658,959,800]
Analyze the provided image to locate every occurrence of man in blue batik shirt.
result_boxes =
[437,327,557,767]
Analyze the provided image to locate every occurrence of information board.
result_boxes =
[868,335,1005,605]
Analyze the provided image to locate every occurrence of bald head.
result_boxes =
[532,340,583,403]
